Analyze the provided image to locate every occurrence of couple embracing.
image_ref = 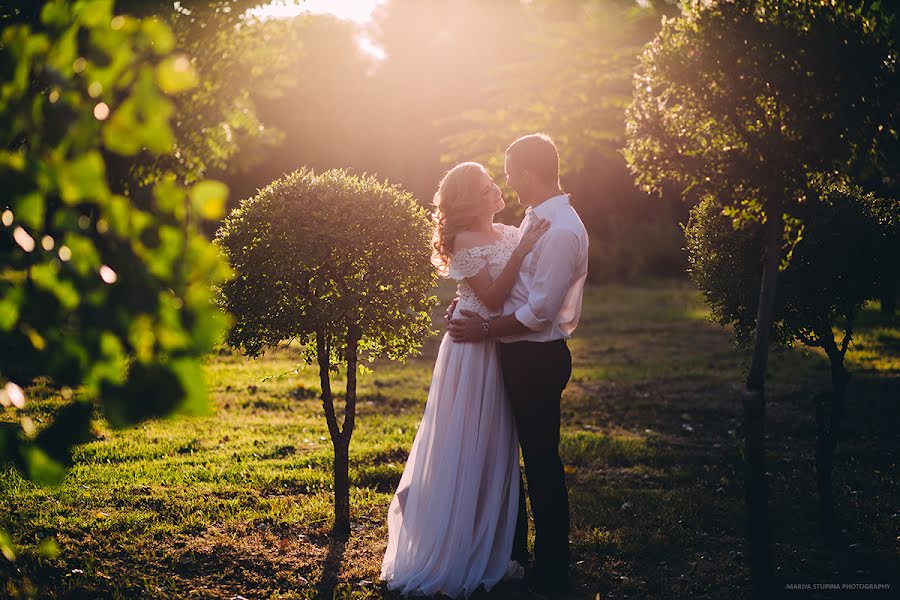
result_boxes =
[381,133,589,599]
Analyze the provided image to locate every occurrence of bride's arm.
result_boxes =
[462,220,549,311]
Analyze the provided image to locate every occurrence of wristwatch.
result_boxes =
[481,319,491,338]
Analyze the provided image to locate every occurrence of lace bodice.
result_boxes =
[448,223,520,319]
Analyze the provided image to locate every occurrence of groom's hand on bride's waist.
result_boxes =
[448,309,486,342]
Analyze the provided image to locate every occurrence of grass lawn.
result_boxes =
[2,281,898,599]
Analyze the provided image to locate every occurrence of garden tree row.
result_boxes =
[686,179,900,536]
[215,167,437,535]
[0,0,231,559]
[623,0,898,597]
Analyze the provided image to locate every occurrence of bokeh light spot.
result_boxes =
[100,265,118,284]
[4,382,26,409]
[13,227,35,252]
[94,101,110,120]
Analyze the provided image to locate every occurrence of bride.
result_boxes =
[381,162,548,597]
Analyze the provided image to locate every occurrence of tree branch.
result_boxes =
[840,307,855,357]
[316,331,341,442]
[340,322,361,445]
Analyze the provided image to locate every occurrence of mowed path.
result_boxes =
[2,282,897,599]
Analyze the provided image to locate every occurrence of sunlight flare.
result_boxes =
[247,0,385,25]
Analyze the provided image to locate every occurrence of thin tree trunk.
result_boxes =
[319,324,362,536]
[316,332,340,442]
[316,332,345,534]
[331,323,361,537]
[332,437,351,536]
[743,209,782,599]
[343,324,361,443]
[816,336,850,537]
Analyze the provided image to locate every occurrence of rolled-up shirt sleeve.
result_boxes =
[514,228,581,331]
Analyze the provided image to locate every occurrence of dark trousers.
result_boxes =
[498,339,572,585]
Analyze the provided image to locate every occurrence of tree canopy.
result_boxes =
[215,167,437,366]
[686,179,899,350]
[624,0,897,213]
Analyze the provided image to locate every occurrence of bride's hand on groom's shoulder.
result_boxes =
[514,218,550,259]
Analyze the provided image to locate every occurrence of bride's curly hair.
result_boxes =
[431,162,487,276]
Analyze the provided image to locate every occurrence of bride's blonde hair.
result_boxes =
[431,162,488,276]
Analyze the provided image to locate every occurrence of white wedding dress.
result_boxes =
[381,223,522,598]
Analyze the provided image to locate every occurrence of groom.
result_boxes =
[449,133,589,596]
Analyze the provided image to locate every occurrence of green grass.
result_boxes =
[1,281,898,599]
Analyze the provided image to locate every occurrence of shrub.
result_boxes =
[215,167,437,534]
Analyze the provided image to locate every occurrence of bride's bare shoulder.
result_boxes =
[453,230,491,251]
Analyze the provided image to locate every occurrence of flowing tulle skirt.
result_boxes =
[381,333,520,598]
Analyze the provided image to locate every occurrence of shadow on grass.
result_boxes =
[558,295,899,598]
[317,534,348,600]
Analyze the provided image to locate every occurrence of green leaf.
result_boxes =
[30,263,80,310]
[128,315,155,363]
[22,446,67,486]
[58,152,107,205]
[13,193,44,230]
[40,0,72,29]
[140,17,175,55]
[87,331,128,387]
[74,0,112,27]
[191,307,229,352]
[153,175,186,218]
[60,233,101,277]
[0,528,16,562]
[0,288,22,331]
[132,67,175,152]
[190,180,228,220]
[103,195,130,233]
[156,55,198,94]
[171,359,210,418]
[0,150,26,171]
[102,97,142,155]
[45,24,77,75]
[36,538,60,559]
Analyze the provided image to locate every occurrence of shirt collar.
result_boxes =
[525,193,570,219]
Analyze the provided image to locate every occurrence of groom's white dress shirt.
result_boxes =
[501,193,589,343]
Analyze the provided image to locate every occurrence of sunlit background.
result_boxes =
[181,0,692,284]
[248,0,384,24]
[247,0,387,59]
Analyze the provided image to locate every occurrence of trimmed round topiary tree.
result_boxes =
[214,167,437,535]
[685,177,900,535]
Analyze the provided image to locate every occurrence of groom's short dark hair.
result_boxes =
[506,133,559,185]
